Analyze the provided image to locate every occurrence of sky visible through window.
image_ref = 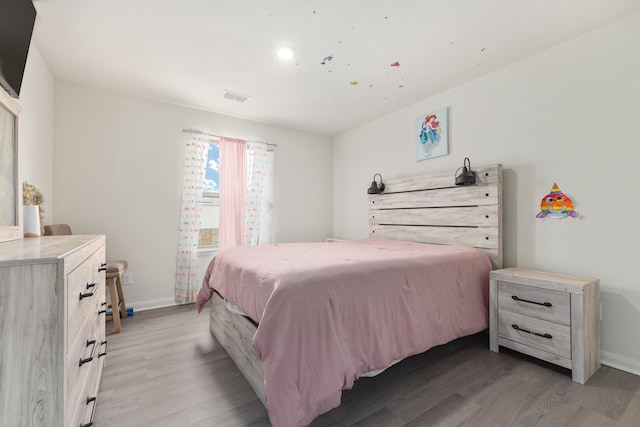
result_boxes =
[204,143,219,194]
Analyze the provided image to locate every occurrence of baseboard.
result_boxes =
[128,297,192,312]
[601,351,640,377]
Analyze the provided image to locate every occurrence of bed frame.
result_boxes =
[208,163,503,408]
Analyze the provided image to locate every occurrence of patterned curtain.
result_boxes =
[245,141,274,245]
[175,136,209,303]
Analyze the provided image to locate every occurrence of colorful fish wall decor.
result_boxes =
[536,183,580,219]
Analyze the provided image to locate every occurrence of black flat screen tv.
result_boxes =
[0,0,37,99]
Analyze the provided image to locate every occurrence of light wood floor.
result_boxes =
[95,304,640,426]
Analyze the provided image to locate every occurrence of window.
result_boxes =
[203,142,219,197]
[199,142,220,249]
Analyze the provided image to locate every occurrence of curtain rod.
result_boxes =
[182,128,277,148]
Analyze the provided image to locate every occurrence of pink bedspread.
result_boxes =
[196,238,492,427]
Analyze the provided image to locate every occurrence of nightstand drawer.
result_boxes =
[498,281,570,325]
[498,310,571,359]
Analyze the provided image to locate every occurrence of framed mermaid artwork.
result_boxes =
[416,107,448,161]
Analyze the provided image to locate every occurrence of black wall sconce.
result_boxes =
[367,173,385,194]
[455,157,477,185]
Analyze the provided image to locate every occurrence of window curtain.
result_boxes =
[175,136,209,303]
[245,141,274,245]
[218,137,247,250]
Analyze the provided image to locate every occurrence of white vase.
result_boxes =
[23,205,41,237]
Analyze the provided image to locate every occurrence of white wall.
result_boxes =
[53,82,333,309]
[19,44,55,222]
[333,13,640,373]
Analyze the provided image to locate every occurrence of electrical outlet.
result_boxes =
[122,272,133,285]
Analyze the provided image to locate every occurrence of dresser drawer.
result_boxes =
[67,302,103,410]
[67,246,106,347]
[498,310,571,359]
[69,354,102,427]
[498,281,570,325]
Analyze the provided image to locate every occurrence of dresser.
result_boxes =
[0,235,107,426]
[489,268,600,384]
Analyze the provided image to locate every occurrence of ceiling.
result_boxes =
[32,0,640,136]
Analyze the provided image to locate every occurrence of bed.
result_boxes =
[196,164,502,426]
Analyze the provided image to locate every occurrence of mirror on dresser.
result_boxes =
[0,88,22,243]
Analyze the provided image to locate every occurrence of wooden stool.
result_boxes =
[105,260,128,333]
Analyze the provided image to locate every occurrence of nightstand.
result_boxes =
[489,268,600,384]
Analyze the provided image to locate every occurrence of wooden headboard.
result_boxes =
[368,164,503,269]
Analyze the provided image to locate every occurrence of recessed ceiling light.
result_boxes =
[276,47,295,60]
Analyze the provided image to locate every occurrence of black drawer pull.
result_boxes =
[98,340,108,358]
[511,295,552,307]
[98,301,108,315]
[98,262,107,272]
[79,339,97,366]
[80,396,97,427]
[79,284,97,300]
[512,324,552,339]
[79,356,93,366]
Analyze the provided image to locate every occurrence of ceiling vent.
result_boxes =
[222,90,250,103]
